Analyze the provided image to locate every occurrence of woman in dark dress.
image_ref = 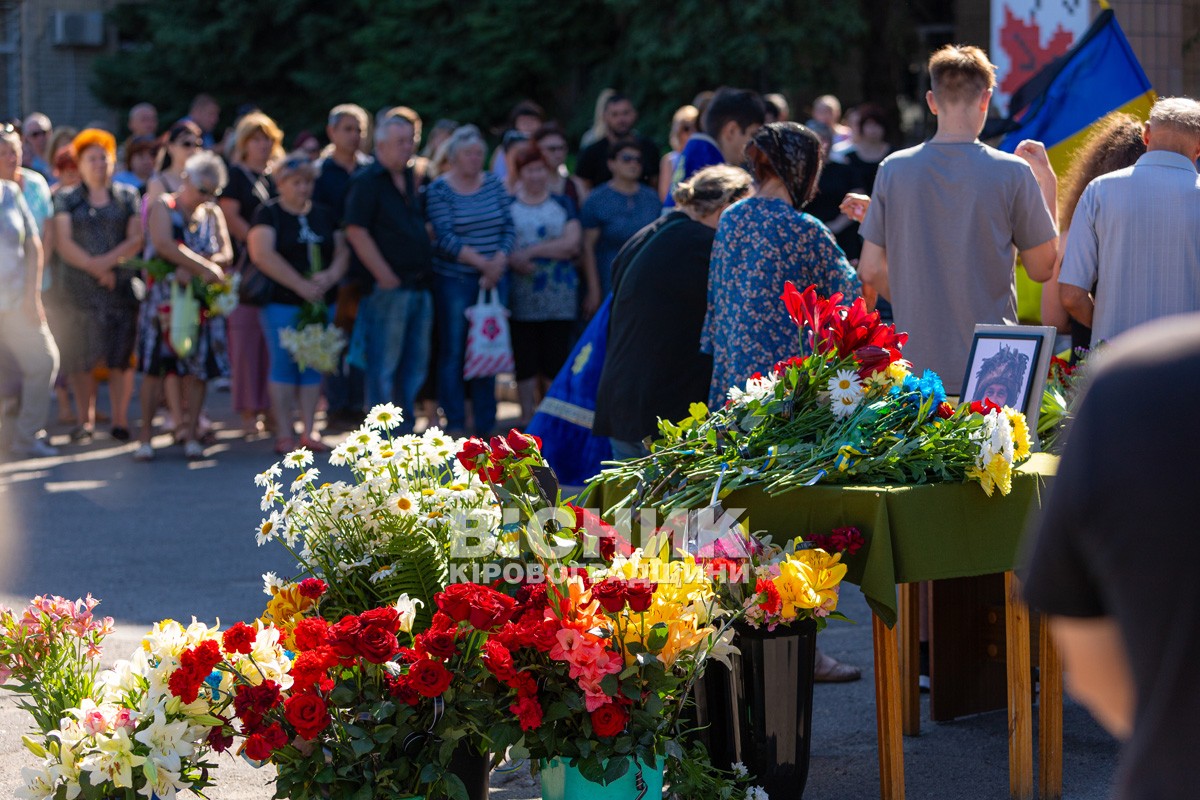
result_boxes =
[593,164,752,460]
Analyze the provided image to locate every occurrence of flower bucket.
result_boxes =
[539,757,664,800]
[447,744,490,800]
[696,619,818,799]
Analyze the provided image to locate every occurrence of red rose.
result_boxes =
[292,618,330,652]
[356,625,399,664]
[243,722,288,761]
[359,606,401,634]
[757,578,782,615]
[326,616,363,659]
[297,578,327,599]
[284,693,330,740]
[409,658,453,698]
[935,402,955,420]
[222,622,257,655]
[456,437,490,471]
[625,580,656,613]
[434,584,475,623]
[489,435,515,461]
[233,681,282,731]
[590,703,628,738]
[505,429,542,454]
[482,639,516,682]
[416,628,459,660]
[467,588,517,631]
[590,578,628,613]
[510,695,543,731]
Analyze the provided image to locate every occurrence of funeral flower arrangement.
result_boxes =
[1038,351,1091,454]
[597,283,1033,511]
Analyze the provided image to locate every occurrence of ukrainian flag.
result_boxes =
[990,8,1155,321]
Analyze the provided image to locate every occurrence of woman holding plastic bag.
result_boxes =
[426,124,515,436]
[132,151,232,461]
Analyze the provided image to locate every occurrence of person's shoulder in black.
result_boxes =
[52,182,87,214]
[575,138,610,186]
[635,132,661,185]
[1023,313,1200,800]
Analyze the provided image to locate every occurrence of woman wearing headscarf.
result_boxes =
[701,122,861,409]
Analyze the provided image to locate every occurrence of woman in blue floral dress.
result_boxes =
[701,122,861,408]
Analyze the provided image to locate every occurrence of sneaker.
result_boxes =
[184,440,205,459]
[110,426,131,442]
[133,442,155,462]
[13,439,58,458]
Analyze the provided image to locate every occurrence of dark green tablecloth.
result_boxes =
[594,453,1056,627]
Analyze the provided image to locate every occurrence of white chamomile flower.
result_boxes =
[255,512,285,546]
[260,481,283,512]
[366,403,404,431]
[262,572,286,596]
[827,369,863,400]
[283,449,313,468]
[291,468,319,492]
[254,463,283,487]
[387,490,417,517]
[830,392,862,419]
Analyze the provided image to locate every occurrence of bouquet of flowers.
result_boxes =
[122,256,240,318]
[279,302,346,374]
[595,283,1032,511]
[254,405,501,630]
[1038,350,1091,454]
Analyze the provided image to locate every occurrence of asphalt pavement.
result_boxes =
[0,383,1119,798]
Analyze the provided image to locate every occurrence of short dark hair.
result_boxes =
[606,137,641,160]
[509,100,545,126]
[604,93,633,110]
[533,122,567,144]
[702,88,766,138]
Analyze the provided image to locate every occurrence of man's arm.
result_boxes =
[856,240,890,302]
[1019,238,1058,283]
[1013,140,1060,282]
[1049,615,1134,739]
[1059,283,1094,328]
[344,225,400,291]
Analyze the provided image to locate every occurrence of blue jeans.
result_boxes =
[363,287,433,433]
[435,271,505,435]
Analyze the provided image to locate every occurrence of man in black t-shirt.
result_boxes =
[343,115,434,433]
[1023,313,1200,800]
[575,94,660,189]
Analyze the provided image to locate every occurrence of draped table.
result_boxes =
[595,452,1060,800]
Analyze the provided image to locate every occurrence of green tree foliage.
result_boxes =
[94,0,866,145]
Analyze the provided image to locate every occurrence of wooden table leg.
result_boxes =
[1004,572,1034,800]
[1039,614,1064,799]
[873,613,906,800]
[898,582,920,736]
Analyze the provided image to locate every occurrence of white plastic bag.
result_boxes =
[169,279,200,359]
[463,288,513,380]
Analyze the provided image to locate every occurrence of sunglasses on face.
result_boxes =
[541,143,567,152]
[27,129,46,138]
[616,153,642,164]
[176,139,199,149]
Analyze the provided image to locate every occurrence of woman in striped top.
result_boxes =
[427,124,515,436]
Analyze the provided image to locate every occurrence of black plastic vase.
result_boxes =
[695,619,818,800]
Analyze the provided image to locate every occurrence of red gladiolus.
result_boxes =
[222,622,257,655]
[590,703,629,738]
[296,578,327,599]
[409,658,453,698]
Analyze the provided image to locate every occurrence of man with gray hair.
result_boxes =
[128,103,158,138]
[343,114,433,431]
[1060,97,1200,343]
[21,113,52,181]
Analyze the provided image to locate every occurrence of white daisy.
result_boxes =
[261,571,287,595]
[366,403,404,430]
[387,490,417,517]
[291,468,319,493]
[260,481,283,511]
[827,369,862,400]
[830,392,861,419]
[746,787,769,800]
[255,512,285,546]
[283,449,313,468]
[254,463,282,487]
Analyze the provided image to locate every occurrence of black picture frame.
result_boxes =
[960,331,1045,416]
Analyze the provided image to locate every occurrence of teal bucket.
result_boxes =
[539,757,663,800]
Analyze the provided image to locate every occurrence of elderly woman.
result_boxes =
[426,124,515,437]
[220,111,284,438]
[133,151,232,461]
[52,129,144,443]
[701,122,861,409]
[143,121,203,209]
[595,164,753,460]
[248,153,349,453]
[0,172,59,457]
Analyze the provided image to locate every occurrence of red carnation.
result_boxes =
[284,693,330,740]
[757,578,782,615]
[233,680,282,731]
[243,722,288,761]
[222,622,257,655]
[292,618,330,652]
[206,723,234,753]
[290,647,337,694]
[590,703,628,738]
[482,639,516,682]
[591,578,627,613]
[387,674,421,706]
[510,695,544,731]
[409,658,453,698]
[297,578,327,599]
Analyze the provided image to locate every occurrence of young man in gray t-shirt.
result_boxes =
[855,44,1059,389]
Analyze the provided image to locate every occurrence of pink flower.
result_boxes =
[584,691,612,712]
[549,629,583,660]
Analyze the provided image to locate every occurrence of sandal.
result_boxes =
[814,649,862,683]
[299,435,330,453]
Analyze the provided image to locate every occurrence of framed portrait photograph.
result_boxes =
[960,325,1057,428]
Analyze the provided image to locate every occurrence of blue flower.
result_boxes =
[918,370,947,407]
[895,370,946,419]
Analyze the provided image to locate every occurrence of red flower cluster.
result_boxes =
[243,722,288,761]
[297,578,327,599]
[167,639,223,703]
[221,621,257,656]
[481,637,543,730]
[590,577,656,613]
[326,609,401,664]
[969,398,1003,415]
[414,612,461,659]
[435,583,517,632]
[806,526,865,557]
[455,429,544,483]
[757,578,782,615]
[233,680,282,731]
[780,282,907,377]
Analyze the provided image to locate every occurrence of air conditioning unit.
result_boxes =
[51,11,105,48]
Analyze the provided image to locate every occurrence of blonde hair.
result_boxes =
[672,163,753,217]
[232,111,285,165]
[669,105,699,152]
[928,45,996,105]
